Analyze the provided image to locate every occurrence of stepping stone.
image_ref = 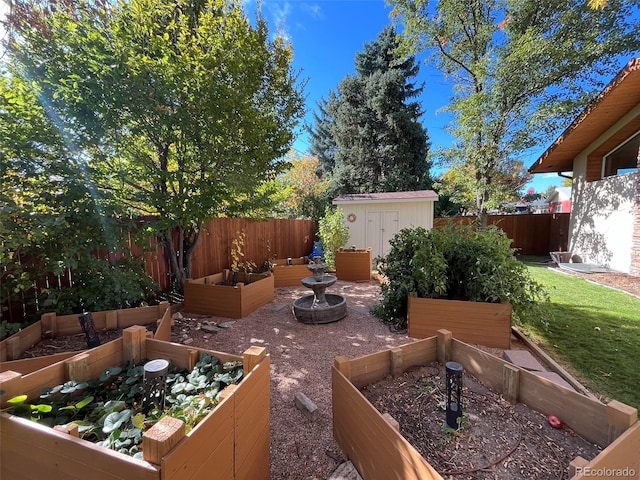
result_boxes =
[503,350,546,372]
[327,461,363,480]
[533,371,576,391]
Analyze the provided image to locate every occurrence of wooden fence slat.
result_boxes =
[4,218,317,322]
[434,213,570,255]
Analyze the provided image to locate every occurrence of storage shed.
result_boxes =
[333,190,439,260]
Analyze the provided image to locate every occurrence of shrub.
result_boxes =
[373,223,548,330]
[40,257,158,315]
[318,206,350,271]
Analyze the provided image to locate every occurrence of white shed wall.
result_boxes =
[336,200,435,261]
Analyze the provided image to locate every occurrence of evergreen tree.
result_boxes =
[310,26,432,195]
[307,95,339,177]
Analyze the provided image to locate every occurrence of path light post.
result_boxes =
[142,359,170,413]
[445,361,464,429]
[78,312,101,348]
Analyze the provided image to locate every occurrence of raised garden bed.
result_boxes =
[0,326,270,480]
[0,303,174,375]
[271,257,310,287]
[335,248,372,282]
[332,330,639,480]
[184,270,274,319]
[407,296,512,349]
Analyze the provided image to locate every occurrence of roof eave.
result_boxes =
[529,58,640,174]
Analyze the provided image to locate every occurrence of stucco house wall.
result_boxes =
[529,58,640,276]
[333,191,438,261]
[569,172,637,272]
[567,104,639,272]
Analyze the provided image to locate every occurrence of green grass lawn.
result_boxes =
[519,263,640,410]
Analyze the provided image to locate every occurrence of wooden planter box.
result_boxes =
[184,271,274,319]
[335,248,372,282]
[0,303,174,375]
[332,330,639,480]
[0,326,270,480]
[271,257,310,287]
[408,296,512,349]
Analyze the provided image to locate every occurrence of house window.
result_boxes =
[603,131,640,177]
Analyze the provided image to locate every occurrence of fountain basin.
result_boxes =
[293,294,347,324]
[301,274,337,289]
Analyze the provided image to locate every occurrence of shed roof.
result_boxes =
[333,190,439,205]
[529,58,640,174]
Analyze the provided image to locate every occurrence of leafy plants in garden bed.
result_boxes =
[374,223,549,330]
[3,353,244,459]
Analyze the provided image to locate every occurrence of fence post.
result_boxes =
[390,348,404,378]
[0,371,23,408]
[502,364,520,404]
[41,312,56,339]
[606,399,637,444]
[123,325,147,365]
[66,353,91,382]
[243,346,267,376]
[334,356,351,380]
[437,329,452,364]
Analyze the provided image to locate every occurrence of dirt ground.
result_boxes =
[361,363,601,480]
[19,268,640,479]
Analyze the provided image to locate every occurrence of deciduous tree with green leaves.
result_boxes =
[271,152,330,220]
[390,0,640,226]
[1,68,156,319]
[9,0,305,290]
[435,158,530,214]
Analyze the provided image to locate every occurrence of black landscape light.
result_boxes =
[78,312,101,348]
[445,361,464,429]
[142,359,170,413]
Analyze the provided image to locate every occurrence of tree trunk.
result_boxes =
[162,225,204,292]
[163,230,186,292]
[476,178,490,229]
[184,226,203,283]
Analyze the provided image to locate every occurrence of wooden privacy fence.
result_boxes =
[187,218,316,281]
[122,217,317,290]
[434,213,570,256]
[3,218,316,323]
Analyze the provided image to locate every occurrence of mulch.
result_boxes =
[361,363,602,480]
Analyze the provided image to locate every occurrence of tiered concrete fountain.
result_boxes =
[293,257,347,324]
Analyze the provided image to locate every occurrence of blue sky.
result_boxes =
[248,0,608,195]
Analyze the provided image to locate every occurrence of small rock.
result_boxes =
[294,392,319,421]
[201,324,219,334]
[218,321,236,329]
[172,311,183,320]
[183,338,194,345]
[272,304,287,312]
[327,461,363,480]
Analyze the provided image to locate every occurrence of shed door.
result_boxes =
[366,211,399,259]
